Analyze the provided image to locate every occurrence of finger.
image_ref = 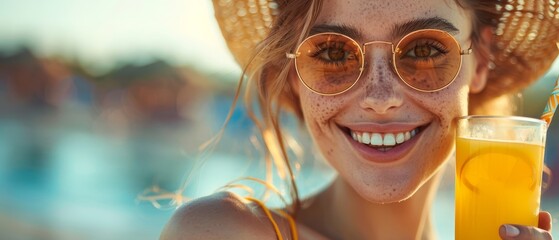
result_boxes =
[539,211,553,231]
[499,224,552,240]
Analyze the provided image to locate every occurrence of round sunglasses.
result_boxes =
[286,29,472,96]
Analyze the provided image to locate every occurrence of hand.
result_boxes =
[499,211,553,240]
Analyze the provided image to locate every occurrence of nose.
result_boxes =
[358,45,404,114]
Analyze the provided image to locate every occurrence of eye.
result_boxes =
[311,41,357,64]
[326,46,346,61]
[403,39,449,59]
[413,45,433,58]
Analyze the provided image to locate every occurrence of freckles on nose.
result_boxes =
[358,51,405,113]
[363,56,398,99]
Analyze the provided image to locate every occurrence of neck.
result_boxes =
[299,170,444,240]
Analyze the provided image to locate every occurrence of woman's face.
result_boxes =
[294,0,480,203]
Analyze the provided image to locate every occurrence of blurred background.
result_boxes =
[0,0,557,239]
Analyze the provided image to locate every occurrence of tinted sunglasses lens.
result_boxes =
[394,30,462,91]
[295,34,363,95]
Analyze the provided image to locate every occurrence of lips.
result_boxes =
[340,123,429,163]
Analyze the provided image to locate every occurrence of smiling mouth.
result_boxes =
[346,126,426,152]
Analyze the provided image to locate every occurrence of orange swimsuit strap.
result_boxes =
[244,197,298,240]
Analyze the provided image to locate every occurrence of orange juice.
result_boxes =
[455,137,544,240]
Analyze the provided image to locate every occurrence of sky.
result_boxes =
[0,0,241,75]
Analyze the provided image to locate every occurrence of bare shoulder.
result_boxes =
[159,191,282,240]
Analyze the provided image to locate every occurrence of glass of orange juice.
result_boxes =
[455,116,547,240]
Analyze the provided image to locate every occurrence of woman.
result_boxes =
[161,0,558,239]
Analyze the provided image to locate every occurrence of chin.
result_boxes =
[357,161,449,204]
[351,174,426,204]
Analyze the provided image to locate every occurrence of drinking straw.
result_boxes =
[540,50,558,190]
[540,43,559,126]
[541,75,559,127]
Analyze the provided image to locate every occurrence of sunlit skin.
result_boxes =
[290,0,478,238]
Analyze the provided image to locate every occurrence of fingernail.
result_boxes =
[504,224,520,237]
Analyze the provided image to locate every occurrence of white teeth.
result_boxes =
[362,132,371,144]
[396,132,405,144]
[351,128,420,147]
[371,133,383,146]
[383,133,396,146]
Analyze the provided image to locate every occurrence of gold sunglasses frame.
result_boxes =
[286,29,473,96]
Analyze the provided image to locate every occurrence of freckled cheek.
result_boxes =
[300,94,346,123]
[434,94,466,117]
[433,89,469,129]
[410,85,469,126]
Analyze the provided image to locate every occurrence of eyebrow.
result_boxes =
[309,17,460,40]
[393,17,460,37]
[309,24,363,39]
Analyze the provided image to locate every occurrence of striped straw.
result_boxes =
[541,76,559,126]
[540,42,559,126]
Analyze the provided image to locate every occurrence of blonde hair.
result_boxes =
[456,0,517,115]
[238,0,324,214]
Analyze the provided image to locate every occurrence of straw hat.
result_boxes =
[213,0,559,98]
